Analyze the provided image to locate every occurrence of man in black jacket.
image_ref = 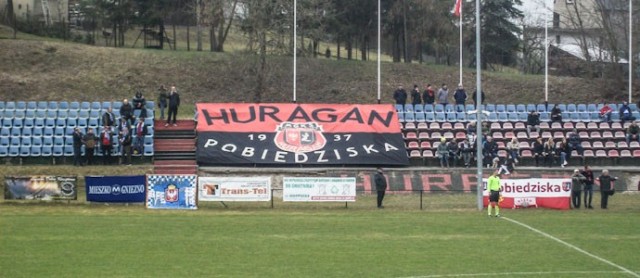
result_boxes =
[102,107,116,128]
[120,99,135,126]
[393,86,407,106]
[581,165,595,209]
[166,86,180,127]
[132,91,147,119]
[597,169,617,209]
[72,127,84,166]
[526,111,540,135]
[374,167,388,208]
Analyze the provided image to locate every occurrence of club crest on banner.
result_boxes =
[274,122,326,153]
[165,184,179,202]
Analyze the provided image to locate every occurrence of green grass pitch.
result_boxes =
[1,194,639,277]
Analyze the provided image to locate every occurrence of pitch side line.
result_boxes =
[503,217,640,278]
[399,270,626,278]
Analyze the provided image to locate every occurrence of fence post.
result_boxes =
[271,189,274,209]
[420,190,423,210]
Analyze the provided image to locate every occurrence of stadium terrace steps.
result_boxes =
[153,120,197,174]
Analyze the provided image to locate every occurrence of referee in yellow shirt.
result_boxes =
[487,171,502,217]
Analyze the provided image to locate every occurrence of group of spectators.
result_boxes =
[393,83,485,107]
[71,85,181,166]
[570,166,617,209]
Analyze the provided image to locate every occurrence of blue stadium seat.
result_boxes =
[54,127,66,137]
[536,104,547,112]
[15,137,26,147]
[0,137,9,147]
[144,117,154,126]
[630,103,638,111]
[77,118,88,129]
[566,104,577,113]
[52,146,64,157]
[43,136,53,147]
[48,101,58,111]
[12,118,23,128]
[0,146,8,157]
[147,101,155,108]
[102,101,112,110]
[69,102,80,111]
[79,110,89,119]
[58,101,69,111]
[465,104,475,112]
[414,104,424,113]
[577,104,587,112]
[9,146,20,157]
[89,110,100,119]
[65,127,75,135]
[489,113,499,122]
[88,118,99,128]
[14,110,26,119]
[508,112,519,122]
[526,104,536,112]
[395,104,404,112]
[587,104,598,112]
[147,127,154,136]
[63,146,74,156]
[32,127,43,137]
[434,104,444,113]
[25,110,36,119]
[445,104,455,112]
[4,102,16,112]
[64,135,73,146]
[3,110,15,119]
[58,110,68,119]
[425,112,435,122]
[505,104,516,113]
[518,112,528,122]
[35,110,46,119]
[404,112,415,122]
[609,104,618,111]
[34,118,45,128]
[43,127,54,136]
[19,146,31,156]
[515,104,525,113]
[16,101,26,111]
[404,104,414,112]
[496,105,506,113]
[414,112,426,122]
[46,110,57,119]
[80,102,91,112]
[144,136,154,146]
[55,118,66,127]
[54,137,64,147]
[446,112,457,122]
[454,105,465,112]
[0,101,5,111]
[144,145,154,156]
[30,146,42,156]
[22,128,32,137]
[396,112,405,122]
[41,146,52,156]
[485,104,495,112]
[68,110,78,119]
[456,112,467,121]
[590,112,600,121]
[435,112,446,122]
[579,112,590,122]
[10,127,20,137]
[569,113,580,121]
[66,118,77,128]
[0,129,9,138]
[112,101,123,110]
[1,118,11,128]
[91,102,101,111]
[27,101,37,110]
[424,104,434,113]
[37,101,48,110]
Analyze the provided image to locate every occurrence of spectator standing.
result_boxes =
[550,104,562,123]
[597,169,617,209]
[157,85,168,120]
[483,136,498,168]
[83,128,97,166]
[532,137,544,167]
[626,121,640,145]
[599,102,613,123]
[581,165,595,209]
[132,91,147,119]
[166,86,181,127]
[558,137,571,168]
[567,129,584,156]
[453,84,467,109]
[506,138,520,164]
[543,137,556,167]
[100,127,115,165]
[393,85,407,106]
[133,117,148,155]
[619,101,636,125]
[526,111,541,135]
[422,84,435,105]
[437,84,449,105]
[117,117,130,134]
[102,107,116,128]
[465,121,477,144]
[120,99,135,126]
[571,169,586,209]
[410,85,422,106]
[487,171,501,217]
[437,138,450,168]
[374,167,387,208]
[471,89,485,107]
[72,127,84,166]
[447,139,460,167]
[119,126,132,165]
[459,138,473,168]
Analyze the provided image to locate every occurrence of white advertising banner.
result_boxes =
[283,177,356,202]
[198,176,271,202]
[482,178,572,210]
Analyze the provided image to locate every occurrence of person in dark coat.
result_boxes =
[132,117,148,155]
[374,167,388,208]
[72,127,84,166]
[597,169,617,209]
[100,126,114,165]
[82,128,97,166]
[453,84,467,107]
[393,85,407,106]
[132,91,147,119]
[157,85,168,120]
[422,84,436,105]
[571,169,586,209]
[471,90,485,107]
[166,86,180,127]
[550,104,562,123]
[410,85,422,106]
[581,165,595,209]
[101,107,116,128]
[120,99,135,126]
[119,126,132,165]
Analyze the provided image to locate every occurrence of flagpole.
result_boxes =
[629,0,633,104]
[544,0,549,102]
[459,0,463,86]
[475,0,483,211]
[377,0,381,104]
[293,0,297,103]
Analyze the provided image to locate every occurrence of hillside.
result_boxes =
[0,38,634,106]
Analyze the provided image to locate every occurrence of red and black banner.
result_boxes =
[196,103,409,166]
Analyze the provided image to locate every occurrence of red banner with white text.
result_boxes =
[482,178,572,210]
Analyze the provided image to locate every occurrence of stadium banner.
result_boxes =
[85,176,146,203]
[196,103,409,166]
[482,178,571,210]
[198,176,271,202]
[146,175,197,210]
[4,176,77,200]
[283,177,356,202]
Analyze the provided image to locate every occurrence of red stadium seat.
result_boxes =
[541,131,552,139]
[620,150,632,157]
[617,142,628,149]
[429,122,441,130]
[550,122,562,131]
[539,122,550,131]
[575,122,587,131]
[503,122,514,130]
[497,141,506,149]
[455,132,466,139]
[492,132,504,140]
[595,150,607,157]
[405,132,418,141]
[602,131,613,139]
[581,141,592,150]
[579,131,589,138]
[431,132,442,139]
[441,122,453,130]
[422,150,434,157]
[586,122,598,130]
[514,122,526,131]
[491,123,501,130]
[417,122,429,131]
[590,131,601,139]
[614,131,626,139]
[630,142,640,149]
[498,150,507,157]
[553,131,565,139]
[504,131,515,139]
[443,132,454,139]
[634,150,640,157]
[563,122,574,130]
[516,132,528,139]
[604,141,616,150]
[598,122,610,130]
[420,141,431,149]
[407,141,420,150]
[521,150,533,157]
[611,122,622,131]
[518,141,530,149]
[592,141,604,150]
[607,150,619,157]
[404,122,416,130]
[410,150,421,158]
[528,131,539,138]
[583,150,594,157]
[453,122,465,131]
[432,141,442,149]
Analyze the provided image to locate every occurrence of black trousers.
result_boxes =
[167,106,178,124]
[600,191,610,209]
[73,145,82,165]
[584,185,593,207]
[85,148,95,165]
[571,190,581,208]
[377,190,386,207]
[102,146,112,165]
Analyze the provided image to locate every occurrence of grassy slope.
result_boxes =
[1,25,631,111]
